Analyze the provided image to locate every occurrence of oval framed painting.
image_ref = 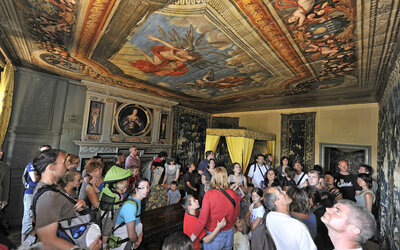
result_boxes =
[115,104,152,136]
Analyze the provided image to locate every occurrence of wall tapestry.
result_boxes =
[172,106,210,168]
[281,112,316,171]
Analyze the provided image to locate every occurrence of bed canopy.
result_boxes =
[205,128,276,173]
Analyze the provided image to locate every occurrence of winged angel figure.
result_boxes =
[129,25,225,76]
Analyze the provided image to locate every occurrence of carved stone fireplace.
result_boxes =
[75,80,178,169]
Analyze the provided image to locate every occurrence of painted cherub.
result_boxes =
[275,0,316,27]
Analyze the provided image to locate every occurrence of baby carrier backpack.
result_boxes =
[98,166,133,236]
[32,184,101,247]
[108,197,141,250]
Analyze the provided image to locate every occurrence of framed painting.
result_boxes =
[159,113,168,139]
[87,101,104,135]
[115,104,152,136]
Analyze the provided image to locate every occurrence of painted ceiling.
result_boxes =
[0,0,399,113]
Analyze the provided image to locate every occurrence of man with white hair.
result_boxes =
[264,187,316,250]
[321,199,376,250]
[125,146,141,170]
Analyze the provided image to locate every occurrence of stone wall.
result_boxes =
[378,55,400,249]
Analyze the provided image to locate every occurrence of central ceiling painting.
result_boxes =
[111,13,272,98]
[1,0,396,112]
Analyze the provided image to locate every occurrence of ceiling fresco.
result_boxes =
[0,0,399,112]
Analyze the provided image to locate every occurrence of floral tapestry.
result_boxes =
[281,112,316,171]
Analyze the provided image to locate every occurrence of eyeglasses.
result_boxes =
[275,187,285,197]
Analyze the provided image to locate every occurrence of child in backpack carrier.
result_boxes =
[98,165,133,246]
[108,178,150,250]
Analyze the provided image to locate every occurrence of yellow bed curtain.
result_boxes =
[267,140,276,165]
[0,62,14,147]
[205,134,220,157]
[226,136,254,174]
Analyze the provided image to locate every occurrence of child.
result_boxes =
[244,183,254,216]
[245,188,266,232]
[167,181,181,205]
[233,218,250,250]
[128,166,140,189]
[181,195,226,250]
[184,162,198,197]
[245,188,267,249]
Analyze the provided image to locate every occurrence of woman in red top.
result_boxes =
[191,167,240,250]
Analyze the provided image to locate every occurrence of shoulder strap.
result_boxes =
[111,197,140,233]
[296,173,305,186]
[126,197,140,218]
[32,184,76,221]
[22,165,29,188]
[219,189,236,208]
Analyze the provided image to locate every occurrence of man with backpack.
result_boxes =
[21,144,51,243]
[32,149,101,250]
[247,154,269,188]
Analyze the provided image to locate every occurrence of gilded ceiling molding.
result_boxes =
[82,80,179,108]
[373,0,400,89]
[161,0,294,87]
[0,0,31,64]
[234,0,312,87]
[75,0,117,59]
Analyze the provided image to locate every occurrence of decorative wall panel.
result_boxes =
[378,54,400,250]
[172,106,210,168]
[281,112,316,171]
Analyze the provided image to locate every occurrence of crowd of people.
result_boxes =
[6,145,377,250]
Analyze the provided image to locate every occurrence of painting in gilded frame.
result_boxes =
[116,104,152,136]
[87,101,104,135]
[159,113,168,139]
